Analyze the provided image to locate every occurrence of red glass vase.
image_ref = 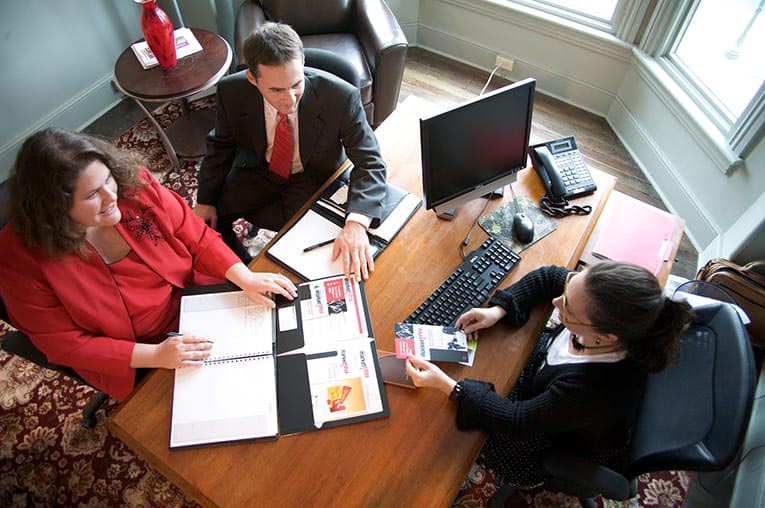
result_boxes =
[140,0,177,69]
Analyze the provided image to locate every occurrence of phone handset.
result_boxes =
[530,142,593,217]
[531,146,567,200]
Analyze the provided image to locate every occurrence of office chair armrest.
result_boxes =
[233,1,268,70]
[354,0,408,69]
[542,449,632,501]
[353,0,407,126]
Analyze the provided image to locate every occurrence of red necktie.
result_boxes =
[269,113,294,179]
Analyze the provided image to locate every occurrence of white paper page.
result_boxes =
[268,209,380,280]
[305,337,384,426]
[179,291,273,360]
[170,357,278,447]
[299,276,369,349]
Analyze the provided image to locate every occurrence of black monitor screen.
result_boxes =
[420,78,536,213]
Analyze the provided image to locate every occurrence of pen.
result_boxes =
[167,332,214,343]
[303,238,335,252]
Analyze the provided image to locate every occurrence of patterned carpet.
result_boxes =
[0,98,691,507]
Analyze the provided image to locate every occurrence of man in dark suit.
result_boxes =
[194,22,386,280]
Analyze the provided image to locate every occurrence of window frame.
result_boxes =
[507,0,652,41]
[503,0,763,166]
[641,0,764,163]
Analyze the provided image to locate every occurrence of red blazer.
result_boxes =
[0,169,240,400]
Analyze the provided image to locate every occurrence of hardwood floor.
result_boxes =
[85,46,698,279]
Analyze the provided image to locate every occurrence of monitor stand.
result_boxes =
[483,186,505,199]
[434,185,506,221]
[436,209,456,220]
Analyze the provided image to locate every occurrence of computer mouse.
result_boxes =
[513,213,535,244]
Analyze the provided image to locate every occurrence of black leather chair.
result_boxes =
[0,180,109,429]
[539,300,756,507]
[234,0,408,128]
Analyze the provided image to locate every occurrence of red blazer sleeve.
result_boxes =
[0,228,137,399]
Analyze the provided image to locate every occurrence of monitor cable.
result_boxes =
[460,195,492,259]
[459,64,512,257]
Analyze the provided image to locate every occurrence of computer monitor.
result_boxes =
[419,77,536,218]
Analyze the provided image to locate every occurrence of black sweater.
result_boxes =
[455,266,645,457]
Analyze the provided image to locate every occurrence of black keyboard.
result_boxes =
[404,237,521,327]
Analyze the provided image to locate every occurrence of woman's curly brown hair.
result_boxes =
[5,128,146,258]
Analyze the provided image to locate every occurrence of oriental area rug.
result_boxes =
[0,98,691,507]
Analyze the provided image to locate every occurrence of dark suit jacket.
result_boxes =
[197,68,387,226]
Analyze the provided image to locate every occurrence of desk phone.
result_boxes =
[530,136,597,200]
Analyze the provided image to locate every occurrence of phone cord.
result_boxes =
[539,194,592,217]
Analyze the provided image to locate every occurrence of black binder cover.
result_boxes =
[178,277,389,443]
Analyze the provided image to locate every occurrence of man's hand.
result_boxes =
[193,204,218,229]
[332,220,374,280]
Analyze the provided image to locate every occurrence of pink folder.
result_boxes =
[591,195,677,276]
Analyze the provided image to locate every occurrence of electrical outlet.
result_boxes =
[495,55,514,74]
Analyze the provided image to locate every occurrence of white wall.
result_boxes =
[412,0,765,265]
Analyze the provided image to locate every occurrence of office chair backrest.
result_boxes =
[304,47,360,88]
[0,179,7,230]
[625,301,755,476]
[258,0,354,34]
[0,179,9,322]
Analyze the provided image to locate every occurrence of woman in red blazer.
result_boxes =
[0,128,297,400]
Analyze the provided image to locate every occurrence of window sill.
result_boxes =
[632,48,744,175]
[452,0,631,56]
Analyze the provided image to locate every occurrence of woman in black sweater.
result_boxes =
[405,262,692,501]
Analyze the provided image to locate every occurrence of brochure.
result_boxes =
[393,322,469,363]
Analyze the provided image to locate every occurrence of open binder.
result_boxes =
[267,167,422,280]
[170,275,389,448]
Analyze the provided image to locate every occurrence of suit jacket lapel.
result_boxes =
[298,73,324,167]
[239,86,268,153]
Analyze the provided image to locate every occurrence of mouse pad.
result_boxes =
[479,196,557,252]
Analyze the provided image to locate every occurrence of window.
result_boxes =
[670,0,765,123]
[647,0,765,158]
[509,0,652,42]
[510,0,619,30]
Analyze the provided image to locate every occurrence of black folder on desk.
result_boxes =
[267,168,422,281]
[169,275,389,448]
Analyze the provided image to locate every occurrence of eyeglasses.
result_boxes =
[560,271,594,327]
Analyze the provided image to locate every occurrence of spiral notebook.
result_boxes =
[170,289,279,448]
[169,276,389,448]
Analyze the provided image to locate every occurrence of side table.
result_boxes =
[113,28,232,171]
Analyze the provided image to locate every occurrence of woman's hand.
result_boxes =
[455,306,506,340]
[225,263,297,308]
[131,334,213,369]
[405,356,457,397]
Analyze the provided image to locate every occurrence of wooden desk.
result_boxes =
[113,28,232,171]
[107,96,615,508]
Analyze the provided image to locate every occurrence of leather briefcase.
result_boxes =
[696,259,765,348]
